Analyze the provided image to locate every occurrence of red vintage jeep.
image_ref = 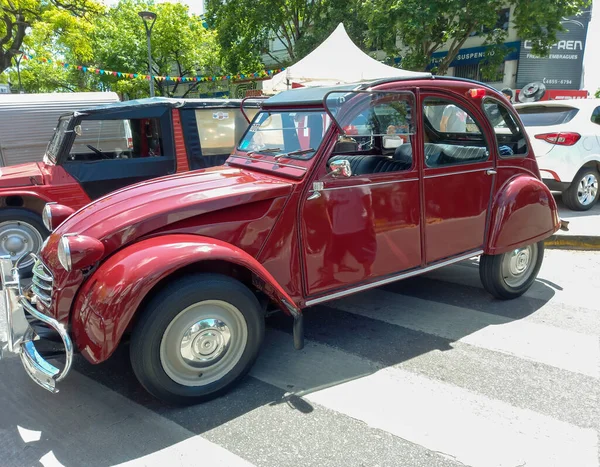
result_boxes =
[0,97,260,275]
[0,77,565,404]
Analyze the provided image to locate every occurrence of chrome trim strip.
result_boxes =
[310,178,419,192]
[32,260,53,282]
[424,168,490,178]
[230,155,308,170]
[304,250,484,306]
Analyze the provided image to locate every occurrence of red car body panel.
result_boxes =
[35,79,560,366]
[70,234,301,363]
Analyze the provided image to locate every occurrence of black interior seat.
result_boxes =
[329,155,409,175]
[436,144,488,165]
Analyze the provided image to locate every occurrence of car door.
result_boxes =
[301,90,422,298]
[421,93,495,264]
[61,106,176,200]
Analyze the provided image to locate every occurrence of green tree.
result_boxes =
[205,0,369,71]
[366,0,590,74]
[92,0,221,98]
[0,0,102,74]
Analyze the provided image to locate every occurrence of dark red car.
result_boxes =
[0,97,260,275]
[0,77,565,404]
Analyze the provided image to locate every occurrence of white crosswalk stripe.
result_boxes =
[1,250,599,467]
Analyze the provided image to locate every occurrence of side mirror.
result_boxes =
[74,125,82,136]
[329,159,352,178]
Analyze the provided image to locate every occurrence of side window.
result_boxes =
[327,91,415,175]
[483,99,528,157]
[68,118,165,162]
[422,98,490,168]
[591,107,600,125]
[196,108,259,156]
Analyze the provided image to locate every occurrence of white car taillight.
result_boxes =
[534,132,581,146]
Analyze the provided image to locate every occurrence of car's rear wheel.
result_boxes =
[479,242,544,300]
[0,208,48,277]
[562,167,599,211]
[130,273,264,405]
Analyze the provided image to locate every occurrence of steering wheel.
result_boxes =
[86,144,111,159]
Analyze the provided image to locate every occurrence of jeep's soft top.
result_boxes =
[62,96,262,119]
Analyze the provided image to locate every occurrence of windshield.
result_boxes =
[45,116,72,163]
[237,110,331,160]
[516,106,579,127]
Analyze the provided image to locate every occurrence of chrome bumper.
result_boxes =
[0,256,73,393]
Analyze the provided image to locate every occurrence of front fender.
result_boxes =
[71,234,300,364]
[0,189,52,203]
[486,175,560,255]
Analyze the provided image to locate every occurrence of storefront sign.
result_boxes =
[516,7,591,90]
[430,41,520,68]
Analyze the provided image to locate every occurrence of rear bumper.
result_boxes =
[0,256,73,393]
[542,178,570,192]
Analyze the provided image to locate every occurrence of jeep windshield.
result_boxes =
[237,110,331,160]
[44,116,72,164]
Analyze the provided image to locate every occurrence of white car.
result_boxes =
[514,99,600,210]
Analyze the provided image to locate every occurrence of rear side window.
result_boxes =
[591,107,600,126]
[196,108,258,156]
[483,100,528,157]
[516,106,579,127]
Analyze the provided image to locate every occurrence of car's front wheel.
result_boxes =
[562,167,599,211]
[130,273,265,405]
[479,242,544,300]
[0,208,49,277]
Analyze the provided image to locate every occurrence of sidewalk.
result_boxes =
[545,194,600,250]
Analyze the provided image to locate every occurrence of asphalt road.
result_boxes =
[0,249,599,467]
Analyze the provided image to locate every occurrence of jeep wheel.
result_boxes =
[0,208,48,277]
[130,273,265,405]
[562,167,599,211]
[479,242,544,300]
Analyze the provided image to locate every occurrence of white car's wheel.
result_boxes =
[563,167,599,211]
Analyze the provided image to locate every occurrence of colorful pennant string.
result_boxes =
[21,54,284,83]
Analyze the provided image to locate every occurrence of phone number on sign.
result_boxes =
[542,78,573,85]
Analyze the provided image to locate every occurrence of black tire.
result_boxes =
[130,273,265,405]
[479,241,544,300]
[0,208,49,277]
[562,167,600,211]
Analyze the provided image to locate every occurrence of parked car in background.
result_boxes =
[0,92,121,167]
[0,77,565,404]
[0,97,260,274]
[514,99,600,210]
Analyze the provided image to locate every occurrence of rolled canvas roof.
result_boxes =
[262,23,431,93]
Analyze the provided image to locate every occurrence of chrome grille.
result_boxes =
[31,259,53,308]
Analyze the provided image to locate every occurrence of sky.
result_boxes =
[102,0,205,15]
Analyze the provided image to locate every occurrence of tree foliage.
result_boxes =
[365,0,591,74]
[0,0,102,74]
[205,0,367,72]
[92,0,221,98]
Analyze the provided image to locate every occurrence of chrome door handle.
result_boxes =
[486,169,497,175]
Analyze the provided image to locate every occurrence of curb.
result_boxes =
[544,235,600,251]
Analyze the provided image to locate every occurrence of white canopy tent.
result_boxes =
[261,23,431,94]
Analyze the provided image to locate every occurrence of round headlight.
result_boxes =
[42,203,55,231]
[57,234,105,272]
[42,203,76,232]
[58,236,72,271]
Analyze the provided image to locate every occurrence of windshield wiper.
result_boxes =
[246,148,282,157]
[273,148,315,160]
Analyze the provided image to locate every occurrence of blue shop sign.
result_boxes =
[429,41,521,68]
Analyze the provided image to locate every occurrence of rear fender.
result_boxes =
[71,234,300,364]
[486,175,560,255]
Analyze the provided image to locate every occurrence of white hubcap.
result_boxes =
[501,244,538,288]
[577,174,598,206]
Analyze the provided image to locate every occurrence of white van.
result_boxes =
[0,92,121,166]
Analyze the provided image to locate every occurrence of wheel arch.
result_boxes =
[485,174,560,255]
[0,192,51,215]
[71,234,300,364]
